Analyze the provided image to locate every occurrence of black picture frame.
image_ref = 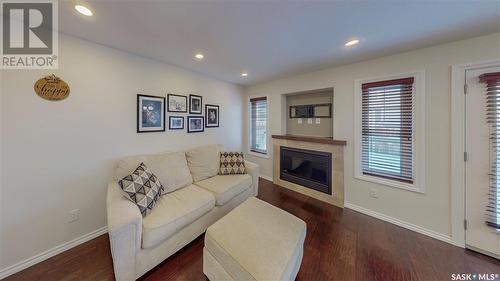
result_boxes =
[189,94,203,114]
[187,116,204,133]
[205,104,219,128]
[289,103,332,118]
[167,94,188,113]
[169,116,184,130]
[137,94,166,133]
[313,103,332,118]
[289,105,313,118]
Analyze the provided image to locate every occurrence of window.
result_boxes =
[478,71,500,230]
[249,97,268,155]
[362,78,414,183]
[354,72,425,192]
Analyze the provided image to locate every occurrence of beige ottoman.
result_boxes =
[203,197,307,281]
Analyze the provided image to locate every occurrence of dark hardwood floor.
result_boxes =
[5,178,500,281]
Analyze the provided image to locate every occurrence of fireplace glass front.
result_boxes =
[280,146,332,194]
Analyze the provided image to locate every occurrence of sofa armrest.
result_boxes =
[245,161,260,196]
[106,181,142,281]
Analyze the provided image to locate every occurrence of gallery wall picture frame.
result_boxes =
[189,94,203,114]
[205,104,219,128]
[169,116,184,130]
[167,94,188,113]
[187,116,204,133]
[137,94,166,133]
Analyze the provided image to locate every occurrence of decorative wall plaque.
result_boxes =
[34,74,70,101]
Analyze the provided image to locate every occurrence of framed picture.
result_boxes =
[313,103,332,118]
[137,94,165,133]
[187,116,204,133]
[205,104,219,128]
[189,94,203,114]
[167,94,187,113]
[169,116,184,130]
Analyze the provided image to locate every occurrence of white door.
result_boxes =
[465,66,500,258]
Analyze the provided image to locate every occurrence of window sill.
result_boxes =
[354,173,425,194]
[247,150,270,159]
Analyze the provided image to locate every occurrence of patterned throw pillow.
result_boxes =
[118,162,164,217]
[219,152,245,175]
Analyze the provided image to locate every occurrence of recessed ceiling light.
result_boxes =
[345,39,360,47]
[195,53,204,60]
[75,5,93,16]
[241,72,248,77]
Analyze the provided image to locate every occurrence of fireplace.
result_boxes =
[280,146,332,195]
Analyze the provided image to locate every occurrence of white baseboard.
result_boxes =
[259,175,273,182]
[0,226,108,279]
[344,203,459,246]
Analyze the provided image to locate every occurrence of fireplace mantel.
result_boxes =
[272,134,347,146]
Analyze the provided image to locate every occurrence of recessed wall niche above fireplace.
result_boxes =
[285,88,333,138]
[280,147,332,195]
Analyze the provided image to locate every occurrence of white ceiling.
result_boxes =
[59,1,500,86]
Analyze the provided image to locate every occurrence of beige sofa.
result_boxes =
[106,144,259,281]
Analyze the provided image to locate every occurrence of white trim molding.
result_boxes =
[0,226,108,279]
[259,174,273,182]
[450,59,500,248]
[353,71,427,193]
[345,203,457,246]
[247,150,270,159]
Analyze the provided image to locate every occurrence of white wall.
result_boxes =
[0,34,243,271]
[243,33,500,239]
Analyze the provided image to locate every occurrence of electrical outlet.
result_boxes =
[69,209,80,223]
[369,188,379,198]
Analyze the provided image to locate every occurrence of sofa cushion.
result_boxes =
[114,151,193,194]
[118,163,164,217]
[205,197,307,281]
[194,174,252,206]
[186,144,222,182]
[219,152,245,175]
[142,185,215,248]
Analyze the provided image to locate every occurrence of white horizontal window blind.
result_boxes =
[361,77,415,184]
[479,72,500,230]
[250,97,267,154]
